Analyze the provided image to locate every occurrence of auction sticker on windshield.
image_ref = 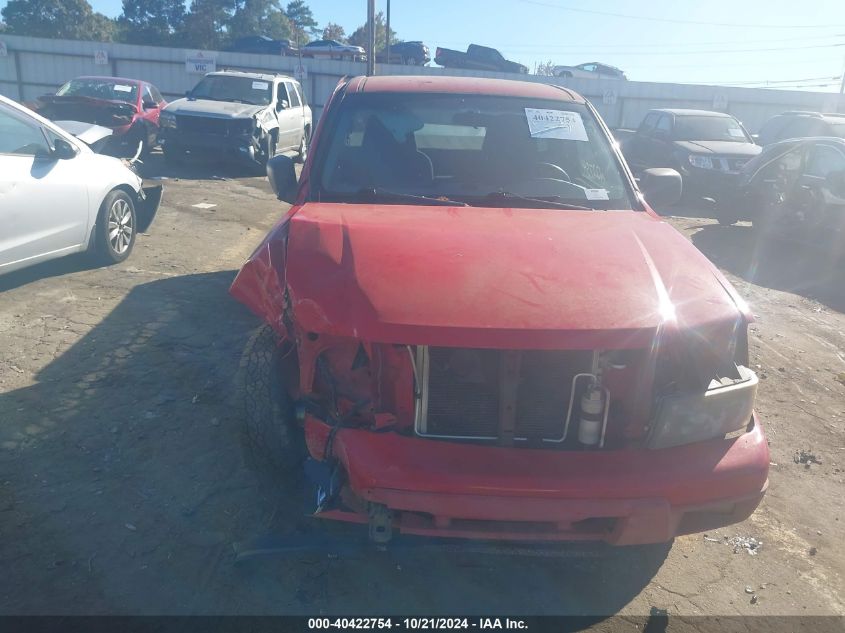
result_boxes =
[525,108,588,141]
[252,81,269,90]
[114,85,133,93]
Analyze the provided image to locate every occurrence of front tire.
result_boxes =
[296,127,310,163]
[242,326,305,477]
[94,190,136,265]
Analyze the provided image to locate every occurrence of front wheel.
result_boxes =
[295,130,309,164]
[242,325,305,477]
[94,190,136,265]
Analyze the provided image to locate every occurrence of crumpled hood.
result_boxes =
[674,140,761,157]
[39,95,137,113]
[164,98,265,119]
[232,203,748,350]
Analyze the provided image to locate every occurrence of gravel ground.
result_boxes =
[0,153,843,617]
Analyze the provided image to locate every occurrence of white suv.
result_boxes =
[159,70,313,165]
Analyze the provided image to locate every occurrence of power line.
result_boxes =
[517,0,845,29]
[433,33,845,50]
[617,56,843,69]
[677,76,840,86]
[499,42,845,56]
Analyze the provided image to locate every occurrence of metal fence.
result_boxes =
[1,33,843,131]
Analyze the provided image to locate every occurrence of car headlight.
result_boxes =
[688,154,714,169]
[159,112,177,129]
[648,365,758,449]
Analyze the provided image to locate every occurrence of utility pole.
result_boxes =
[366,0,376,76]
[385,0,391,66]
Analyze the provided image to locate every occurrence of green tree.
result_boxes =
[321,21,345,42]
[535,60,556,76]
[229,0,291,41]
[348,11,396,52]
[284,0,316,45]
[182,0,232,49]
[117,0,186,45]
[1,0,116,41]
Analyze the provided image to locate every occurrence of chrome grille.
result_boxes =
[176,115,252,136]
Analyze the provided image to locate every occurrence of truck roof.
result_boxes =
[346,75,584,103]
[207,69,294,81]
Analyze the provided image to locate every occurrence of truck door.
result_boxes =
[274,82,298,151]
[625,112,659,174]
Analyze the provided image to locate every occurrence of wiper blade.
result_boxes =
[483,191,593,210]
[353,188,468,207]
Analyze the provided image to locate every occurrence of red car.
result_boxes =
[34,76,167,157]
[231,76,768,546]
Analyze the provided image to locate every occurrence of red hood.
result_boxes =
[232,203,747,350]
[39,95,137,112]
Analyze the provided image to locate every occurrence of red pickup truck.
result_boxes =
[231,75,768,546]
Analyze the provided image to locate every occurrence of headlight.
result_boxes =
[688,154,714,169]
[159,111,177,129]
[648,365,757,449]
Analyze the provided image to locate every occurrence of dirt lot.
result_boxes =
[0,153,843,617]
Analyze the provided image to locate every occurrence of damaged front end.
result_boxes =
[231,206,769,546]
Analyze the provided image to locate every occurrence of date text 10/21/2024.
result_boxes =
[307,618,529,630]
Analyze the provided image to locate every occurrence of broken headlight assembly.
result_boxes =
[648,365,758,449]
[159,111,177,129]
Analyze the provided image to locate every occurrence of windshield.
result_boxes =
[314,93,635,210]
[56,79,138,104]
[672,115,751,142]
[190,75,272,105]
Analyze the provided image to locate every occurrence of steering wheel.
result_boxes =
[535,162,570,181]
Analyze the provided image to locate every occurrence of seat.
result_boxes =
[358,115,434,189]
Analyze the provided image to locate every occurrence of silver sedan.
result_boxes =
[0,94,161,277]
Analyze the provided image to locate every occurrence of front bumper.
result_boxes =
[160,129,258,160]
[306,414,769,545]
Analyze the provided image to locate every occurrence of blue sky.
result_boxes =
[4,0,845,90]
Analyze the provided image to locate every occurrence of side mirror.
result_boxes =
[276,99,289,112]
[267,154,298,204]
[185,90,193,99]
[52,138,78,160]
[143,100,159,110]
[825,170,845,198]
[639,168,682,207]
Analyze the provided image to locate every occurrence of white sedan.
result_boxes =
[0,94,160,277]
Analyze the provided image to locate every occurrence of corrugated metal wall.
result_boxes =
[1,33,842,131]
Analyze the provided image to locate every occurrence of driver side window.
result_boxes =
[805,145,845,178]
[655,115,672,137]
[276,83,290,107]
[0,107,50,156]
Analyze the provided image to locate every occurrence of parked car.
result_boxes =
[434,44,527,74]
[623,108,761,207]
[717,137,845,253]
[0,95,161,276]
[227,35,297,56]
[756,111,845,145]
[230,75,767,547]
[553,62,627,80]
[33,76,167,158]
[376,41,430,65]
[302,39,365,61]
[158,70,312,166]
